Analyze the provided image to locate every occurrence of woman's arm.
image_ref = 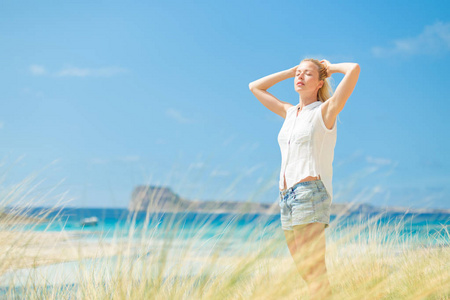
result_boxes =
[249,66,298,119]
[321,60,360,118]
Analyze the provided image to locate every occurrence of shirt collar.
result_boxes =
[296,101,322,111]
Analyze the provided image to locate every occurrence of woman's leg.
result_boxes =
[292,223,331,300]
[283,230,297,258]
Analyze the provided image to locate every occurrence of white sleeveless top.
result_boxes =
[277,100,337,203]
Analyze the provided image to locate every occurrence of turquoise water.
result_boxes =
[7,207,450,247]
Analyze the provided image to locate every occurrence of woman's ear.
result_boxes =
[318,80,324,89]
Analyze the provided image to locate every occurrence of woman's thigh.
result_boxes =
[283,230,297,256]
[293,223,326,255]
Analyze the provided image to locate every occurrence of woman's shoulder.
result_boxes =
[285,103,296,113]
[314,101,337,132]
[280,104,295,119]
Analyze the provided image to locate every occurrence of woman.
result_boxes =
[249,58,360,299]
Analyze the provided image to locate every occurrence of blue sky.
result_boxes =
[1,1,449,209]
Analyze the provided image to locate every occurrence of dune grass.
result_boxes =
[0,177,449,299]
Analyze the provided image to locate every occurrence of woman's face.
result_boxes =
[294,61,323,94]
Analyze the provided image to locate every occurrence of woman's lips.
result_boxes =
[297,82,304,86]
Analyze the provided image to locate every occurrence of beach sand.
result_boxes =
[0,228,291,291]
[0,230,121,275]
[0,227,448,299]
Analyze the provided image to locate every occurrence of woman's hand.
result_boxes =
[320,59,332,78]
[288,65,299,77]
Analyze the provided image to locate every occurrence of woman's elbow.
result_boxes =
[352,63,360,73]
[249,82,266,91]
[249,82,259,91]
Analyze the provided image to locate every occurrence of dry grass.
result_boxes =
[0,173,448,299]
[0,206,448,300]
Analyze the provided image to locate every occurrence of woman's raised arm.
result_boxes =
[321,60,360,118]
[249,66,298,119]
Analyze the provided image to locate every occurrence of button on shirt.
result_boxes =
[277,100,337,203]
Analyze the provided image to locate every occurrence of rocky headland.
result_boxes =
[129,185,450,215]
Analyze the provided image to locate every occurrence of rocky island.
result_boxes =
[129,185,279,214]
[129,185,450,215]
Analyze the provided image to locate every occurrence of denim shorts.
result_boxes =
[278,179,331,231]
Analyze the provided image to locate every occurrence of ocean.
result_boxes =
[11,207,450,248]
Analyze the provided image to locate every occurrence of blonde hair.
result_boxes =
[301,58,334,102]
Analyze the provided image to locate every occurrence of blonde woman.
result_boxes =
[249,58,360,299]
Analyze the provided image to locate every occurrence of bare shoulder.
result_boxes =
[281,102,294,119]
[320,99,338,130]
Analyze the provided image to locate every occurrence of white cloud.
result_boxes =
[238,141,259,153]
[119,155,140,162]
[29,65,47,75]
[189,162,205,169]
[166,108,194,124]
[29,64,127,77]
[365,155,394,166]
[56,66,127,77]
[372,21,450,57]
[210,169,230,177]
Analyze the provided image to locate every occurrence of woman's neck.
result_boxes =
[298,97,317,108]
[298,94,318,108]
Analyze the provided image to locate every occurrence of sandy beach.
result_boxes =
[0,225,448,299]
[0,230,121,275]
[0,229,289,291]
